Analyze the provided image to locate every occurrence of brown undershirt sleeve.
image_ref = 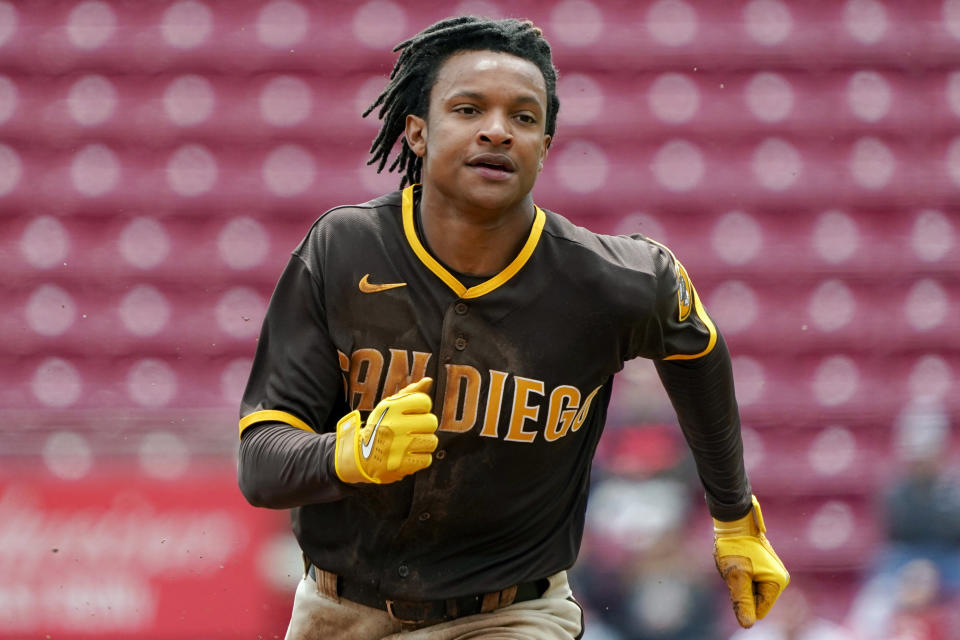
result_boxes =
[237,422,355,508]
[653,333,753,521]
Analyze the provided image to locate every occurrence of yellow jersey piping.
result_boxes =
[663,285,717,360]
[239,409,314,439]
[646,238,718,361]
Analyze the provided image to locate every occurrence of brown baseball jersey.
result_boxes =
[237,185,751,600]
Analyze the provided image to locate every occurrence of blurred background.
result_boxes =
[1,0,958,638]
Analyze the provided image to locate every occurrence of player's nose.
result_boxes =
[477,112,512,146]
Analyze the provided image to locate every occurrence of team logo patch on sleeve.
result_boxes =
[675,261,693,322]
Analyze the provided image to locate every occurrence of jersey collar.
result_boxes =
[401,184,545,299]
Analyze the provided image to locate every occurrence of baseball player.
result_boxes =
[237,16,789,640]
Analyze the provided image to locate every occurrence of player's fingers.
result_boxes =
[755,581,781,620]
[396,412,439,433]
[718,560,757,628]
[395,377,433,397]
[407,434,438,455]
[403,453,433,472]
[398,393,434,415]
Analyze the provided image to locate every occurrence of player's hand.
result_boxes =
[713,495,790,628]
[334,377,439,484]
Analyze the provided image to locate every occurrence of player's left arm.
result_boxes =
[642,240,789,628]
[655,336,789,628]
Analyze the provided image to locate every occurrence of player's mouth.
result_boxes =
[466,153,516,180]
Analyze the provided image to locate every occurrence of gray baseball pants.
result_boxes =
[283,568,584,639]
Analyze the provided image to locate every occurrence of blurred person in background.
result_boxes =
[617,526,720,640]
[883,400,960,572]
[881,559,956,640]
[846,400,960,638]
[850,558,957,640]
[727,585,853,640]
[572,424,722,640]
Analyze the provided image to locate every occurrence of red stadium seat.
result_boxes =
[3,277,270,359]
[0,0,956,584]
[758,494,880,570]
[743,423,893,495]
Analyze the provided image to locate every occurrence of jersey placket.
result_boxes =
[400,297,469,533]
[382,185,547,591]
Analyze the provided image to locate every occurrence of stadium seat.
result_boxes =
[758,494,880,570]
[1,4,958,600]
[743,423,893,495]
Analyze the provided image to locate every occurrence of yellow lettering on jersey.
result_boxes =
[505,376,544,443]
[382,349,432,397]
[440,364,482,433]
[570,385,602,432]
[349,348,384,411]
[480,370,509,438]
[337,350,350,400]
[543,385,581,442]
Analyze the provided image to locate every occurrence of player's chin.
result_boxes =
[462,188,523,212]
[460,173,533,209]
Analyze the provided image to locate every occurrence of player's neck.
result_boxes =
[417,185,536,277]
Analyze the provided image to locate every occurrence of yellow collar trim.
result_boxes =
[401,185,545,299]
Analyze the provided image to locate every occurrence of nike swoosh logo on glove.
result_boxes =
[360,410,388,459]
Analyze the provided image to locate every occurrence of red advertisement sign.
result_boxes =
[0,463,295,639]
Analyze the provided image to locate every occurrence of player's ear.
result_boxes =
[405,114,427,158]
[538,134,551,172]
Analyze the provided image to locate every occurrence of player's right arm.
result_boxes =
[238,422,344,508]
[236,250,353,509]
[239,377,438,508]
[237,243,438,508]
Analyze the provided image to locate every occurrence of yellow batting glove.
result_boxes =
[334,377,439,485]
[713,495,790,628]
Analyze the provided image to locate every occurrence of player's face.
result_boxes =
[406,50,552,214]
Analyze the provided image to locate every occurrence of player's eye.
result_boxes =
[515,113,537,124]
[454,105,480,116]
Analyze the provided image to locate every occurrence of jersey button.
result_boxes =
[454,302,468,315]
[454,336,467,350]
[418,512,431,521]
[398,564,410,578]
[435,449,446,460]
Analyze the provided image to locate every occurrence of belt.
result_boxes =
[307,564,550,626]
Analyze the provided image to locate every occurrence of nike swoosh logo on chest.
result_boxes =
[359,274,407,293]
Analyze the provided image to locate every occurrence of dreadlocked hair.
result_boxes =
[363,16,560,189]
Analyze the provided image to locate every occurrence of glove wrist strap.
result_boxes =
[713,494,765,537]
[334,410,379,484]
